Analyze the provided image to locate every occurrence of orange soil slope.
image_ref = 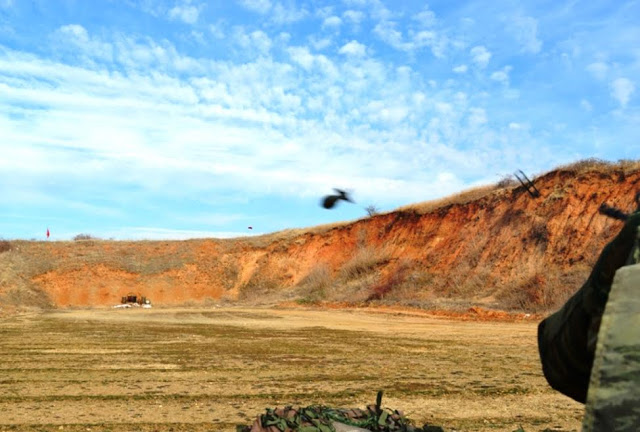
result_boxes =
[1,162,638,312]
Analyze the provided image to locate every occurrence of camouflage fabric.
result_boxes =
[537,212,640,403]
[236,391,443,432]
[582,262,640,431]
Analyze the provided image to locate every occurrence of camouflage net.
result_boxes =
[236,391,444,432]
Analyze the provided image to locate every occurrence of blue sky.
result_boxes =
[0,0,638,240]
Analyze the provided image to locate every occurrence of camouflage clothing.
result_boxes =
[582,262,640,431]
[537,211,640,403]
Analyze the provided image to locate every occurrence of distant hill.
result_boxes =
[1,159,639,314]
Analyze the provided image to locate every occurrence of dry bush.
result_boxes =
[364,204,380,217]
[558,157,610,172]
[399,158,640,218]
[402,268,436,292]
[296,264,332,303]
[397,184,498,215]
[0,239,11,254]
[339,246,389,281]
[495,174,518,189]
[367,263,409,301]
[445,266,495,298]
[238,270,285,303]
[529,222,550,250]
[616,158,640,173]
[555,158,640,175]
[243,220,354,246]
[2,285,53,310]
[499,267,587,312]
[73,233,98,241]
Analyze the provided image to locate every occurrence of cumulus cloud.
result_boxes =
[271,2,308,24]
[287,46,315,70]
[235,28,272,54]
[610,77,635,107]
[375,20,411,50]
[580,99,593,111]
[507,14,542,54]
[452,65,468,73]
[373,20,446,57]
[209,22,225,39]
[237,0,271,14]
[168,1,201,24]
[103,227,255,240]
[58,23,88,40]
[413,6,436,27]
[343,10,365,24]
[53,24,114,62]
[470,46,491,68]
[586,62,608,80]
[322,16,342,29]
[309,36,332,50]
[490,66,512,84]
[339,40,366,57]
[468,107,487,127]
[5,8,607,239]
[342,0,367,6]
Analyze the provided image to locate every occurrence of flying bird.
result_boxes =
[321,189,354,209]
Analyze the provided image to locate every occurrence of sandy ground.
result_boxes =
[0,307,584,431]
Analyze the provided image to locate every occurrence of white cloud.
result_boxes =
[271,2,308,24]
[339,40,366,57]
[586,62,608,80]
[468,107,487,127]
[322,16,342,29]
[580,99,593,111]
[507,15,542,54]
[168,1,201,24]
[470,46,491,68]
[54,24,114,62]
[310,36,332,50]
[373,20,446,57]
[235,28,272,54]
[610,77,635,107]
[490,66,512,84]
[0,20,589,240]
[342,0,367,6]
[103,227,256,240]
[413,6,436,27]
[237,0,272,14]
[58,23,89,41]
[209,22,225,39]
[343,10,365,24]
[287,46,314,70]
[373,21,404,49]
[452,65,467,73]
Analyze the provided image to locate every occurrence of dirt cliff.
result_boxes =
[1,159,638,313]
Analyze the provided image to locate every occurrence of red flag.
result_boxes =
[46,228,50,239]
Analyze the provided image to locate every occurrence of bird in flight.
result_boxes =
[321,189,354,209]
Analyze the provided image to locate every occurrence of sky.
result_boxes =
[0,0,638,240]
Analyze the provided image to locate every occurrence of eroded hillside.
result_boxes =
[1,160,639,313]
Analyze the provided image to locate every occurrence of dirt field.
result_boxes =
[0,307,583,431]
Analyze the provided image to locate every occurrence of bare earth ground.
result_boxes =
[0,307,583,431]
